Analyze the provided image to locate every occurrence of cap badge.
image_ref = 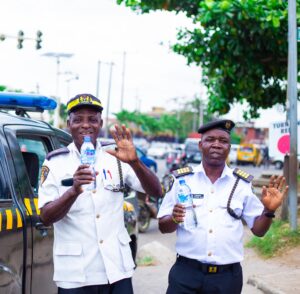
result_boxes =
[79,95,92,104]
[225,121,231,129]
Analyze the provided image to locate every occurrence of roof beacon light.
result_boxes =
[0,92,57,112]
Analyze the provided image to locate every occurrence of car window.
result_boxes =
[0,160,11,200]
[17,137,49,194]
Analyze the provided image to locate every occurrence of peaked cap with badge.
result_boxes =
[66,93,103,114]
[198,119,235,134]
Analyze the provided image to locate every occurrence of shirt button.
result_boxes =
[96,214,100,219]
[209,209,213,213]
[210,188,214,193]
[99,240,103,244]
[209,229,213,233]
[208,252,212,256]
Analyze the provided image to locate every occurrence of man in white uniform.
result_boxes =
[38,93,162,294]
[158,119,288,294]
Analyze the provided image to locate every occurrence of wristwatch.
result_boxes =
[263,210,275,218]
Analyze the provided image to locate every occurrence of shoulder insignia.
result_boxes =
[172,166,193,178]
[46,147,69,160]
[233,168,254,183]
[40,165,50,185]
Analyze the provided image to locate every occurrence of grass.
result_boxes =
[136,256,156,266]
[246,220,300,258]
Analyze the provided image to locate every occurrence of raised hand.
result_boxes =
[261,175,289,211]
[106,124,138,164]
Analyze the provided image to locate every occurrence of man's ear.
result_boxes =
[100,119,103,128]
[198,141,202,152]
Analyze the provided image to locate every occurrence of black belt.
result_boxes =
[177,255,239,274]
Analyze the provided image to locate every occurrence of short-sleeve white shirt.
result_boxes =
[38,142,144,288]
[157,163,264,265]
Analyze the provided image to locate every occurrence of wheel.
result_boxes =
[138,204,151,233]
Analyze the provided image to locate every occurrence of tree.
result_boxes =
[117,0,298,119]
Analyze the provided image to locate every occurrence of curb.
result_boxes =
[247,276,286,294]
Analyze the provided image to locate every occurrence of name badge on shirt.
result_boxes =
[192,194,204,206]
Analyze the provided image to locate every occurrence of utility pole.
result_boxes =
[287,0,298,230]
[104,62,114,138]
[120,51,126,110]
[96,60,101,98]
[42,52,73,128]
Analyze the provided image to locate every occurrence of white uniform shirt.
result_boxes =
[157,163,264,265]
[38,142,144,289]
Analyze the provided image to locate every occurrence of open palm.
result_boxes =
[261,175,289,211]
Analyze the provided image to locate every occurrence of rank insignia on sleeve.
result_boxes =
[40,166,50,185]
[172,166,193,178]
[233,168,253,183]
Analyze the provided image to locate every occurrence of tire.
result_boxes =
[138,204,151,233]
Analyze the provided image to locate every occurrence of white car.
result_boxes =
[229,144,239,165]
[147,142,172,159]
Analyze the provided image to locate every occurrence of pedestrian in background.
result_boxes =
[158,119,288,294]
[38,93,162,294]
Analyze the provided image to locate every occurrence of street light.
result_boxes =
[64,72,79,98]
[42,52,73,127]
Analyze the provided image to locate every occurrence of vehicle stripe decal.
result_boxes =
[6,209,13,230]
[16,208,23,228]
[24,198,33,215]
[0,212,2,231]
[33,198,40,215]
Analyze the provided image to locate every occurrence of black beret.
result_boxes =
[66,94,103,114]
[198,119,235,134]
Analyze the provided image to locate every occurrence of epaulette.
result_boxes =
[172,166,193,178]
[233,168,254,183]
[46,147,70,160]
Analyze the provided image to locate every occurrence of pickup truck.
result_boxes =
[0,92,137,294]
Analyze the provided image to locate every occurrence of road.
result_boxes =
[132,160,282,294]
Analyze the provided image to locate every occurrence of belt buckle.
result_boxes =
[208,266,218,273]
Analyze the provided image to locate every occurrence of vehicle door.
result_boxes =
[0,136,26,294]
[4,125,58,293]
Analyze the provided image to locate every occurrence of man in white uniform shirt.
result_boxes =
[158,119,288,294]
[38,94,162,294]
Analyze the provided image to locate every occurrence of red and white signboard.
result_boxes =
[269,121,300,159]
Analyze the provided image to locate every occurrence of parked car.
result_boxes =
[136,146,157,173]
[184,138,200,160]
[147,141,172,159]
[236,143,263,166]
[229,144,239,165]
[0,92,138,293]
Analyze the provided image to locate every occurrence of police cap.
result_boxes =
[66,94,103,114]
[198,119,235,134]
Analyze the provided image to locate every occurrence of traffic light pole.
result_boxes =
[287,0,298,230]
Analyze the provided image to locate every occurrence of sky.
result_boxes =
[0,0,292,128]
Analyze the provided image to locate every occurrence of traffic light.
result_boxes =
[17,30,24,49]
[36,30,42,50]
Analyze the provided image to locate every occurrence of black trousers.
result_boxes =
[57,278,133,294]
[166,256,243,294]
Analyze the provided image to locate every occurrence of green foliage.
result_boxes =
[136,255,156,266]
[246,220,300,258]
[117,0,300,119]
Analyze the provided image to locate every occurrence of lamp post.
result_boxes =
[42,52,73,127]
[104,62,114,138]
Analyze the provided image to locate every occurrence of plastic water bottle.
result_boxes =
[177,179,197,230]
[80,136,96,192]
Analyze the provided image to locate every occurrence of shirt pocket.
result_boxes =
[53,242,85,282]
[219,198,244,222]
[118,230,135,271]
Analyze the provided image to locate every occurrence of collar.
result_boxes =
[193,162,233,180]
[68,140,102,155]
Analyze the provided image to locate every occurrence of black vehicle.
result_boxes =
[0,92,138,294]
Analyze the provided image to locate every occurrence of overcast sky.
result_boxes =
[0,0,291,127]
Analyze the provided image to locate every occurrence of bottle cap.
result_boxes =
[83,136,91,142]
[179,179,185,185]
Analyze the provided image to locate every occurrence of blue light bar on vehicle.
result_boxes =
[0,92,57,112]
